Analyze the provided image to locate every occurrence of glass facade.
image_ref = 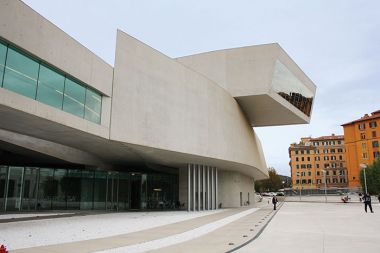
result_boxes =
[272,60,314,117]
[0,40,102,124]
[0,166,179,212]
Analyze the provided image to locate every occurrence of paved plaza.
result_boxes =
[1,198,379,252]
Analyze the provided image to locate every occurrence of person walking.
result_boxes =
[378,193,380,204]
[272,195,278,210]
[363,193,373,213]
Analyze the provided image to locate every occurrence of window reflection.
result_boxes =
[272,60,314,116]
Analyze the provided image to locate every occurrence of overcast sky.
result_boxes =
[23,0,380,176]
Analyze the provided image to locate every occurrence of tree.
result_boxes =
[360,157,380,194]
[255,167,282,192]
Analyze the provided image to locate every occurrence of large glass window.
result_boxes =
[37,168,54,210]
[0,166,8,211]
[3,48,39,99]
[0,42,102,124]
[85,88,102,124]
[22,167,38,211]
[63,79,86,118]
[272,60,314,116]
[0,42,7,86]
[36,65,65,109]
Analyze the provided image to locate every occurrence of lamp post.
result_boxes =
[360,164,368,194]
[297,172,302,201]
[322,169,327,203]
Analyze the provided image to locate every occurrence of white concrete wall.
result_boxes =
[111,30,267,178]
[0,0,113,131]
[0,0,113,96]
[218,170,255,208]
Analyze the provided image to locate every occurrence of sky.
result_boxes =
[23,0,380,176]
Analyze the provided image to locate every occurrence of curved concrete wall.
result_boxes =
[111,31,267,178]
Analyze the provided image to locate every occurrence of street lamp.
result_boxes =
[322,169,327,203]
[360,163,368,194]
[297,172,302,201]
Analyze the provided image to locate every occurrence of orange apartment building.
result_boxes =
[289,135,348,190]
[342,110,380,189]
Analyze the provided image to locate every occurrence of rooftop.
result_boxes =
[342,109,380,126]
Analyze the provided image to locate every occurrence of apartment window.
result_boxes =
[295,151,299,155]
[296,165,299,169]
[301,150,304,154]
[326,171,329,175]
[301,164,306,169]
[316,171,320,176]
[333,170,336,175]
[372,141,379,148]
[361,133,366,140]
[324,163,329,168]
[308,172,311,176]
[372,131,377,138]
[337,141,341,144]
[339,155,343,160]
[0,41,102,124]
[331,156,336,160]
[296,180,300,184]
[374,152,380,158]
[316,164,320,168]
[337,148,343,152]
[317,179,321,184]
[307,179,311,184]
[323,149,328,154]
[340,178,345,183]
[315,149,320,154]
[363,153,368,159]
[301,157,304,161]
[362,143,367,149]
[331,149,335,153]
[307,157,310,161]
[296,157,299,161]
[306,150,310,154]
[324,156,329,161]
[359,123,366,130]
[369,122,377,128]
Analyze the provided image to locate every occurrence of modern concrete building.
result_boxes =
[0,0,316,212]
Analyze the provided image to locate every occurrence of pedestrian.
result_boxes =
[363,193,373,213]
[359,192,363,202]
[272,195,278,210]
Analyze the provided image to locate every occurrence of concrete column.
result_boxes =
[192,164,196,211]
[211,166,214,209]
[197,165,201,211]
[202,165,205,211]
[206,166,209,210]
[216,167,218,209]
[187,164,190,212]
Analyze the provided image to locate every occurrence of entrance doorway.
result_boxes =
[130,174,141,209]
[106,172,119,211]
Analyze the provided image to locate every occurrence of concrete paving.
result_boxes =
[237,201,380,253]
[4,198,379,253]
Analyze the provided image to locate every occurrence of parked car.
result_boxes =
[276,192,285,196]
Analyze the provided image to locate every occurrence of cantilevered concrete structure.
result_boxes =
[0,0,316,212]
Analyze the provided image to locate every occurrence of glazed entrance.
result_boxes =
[0,166,178,212]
